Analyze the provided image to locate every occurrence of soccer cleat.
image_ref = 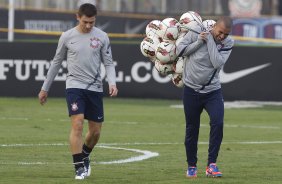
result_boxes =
[186,166,197,178]
[206,163,222,178]
[83,157,91,177]
[75,167,86,180]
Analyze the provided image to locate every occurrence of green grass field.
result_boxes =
[0,97,281,184]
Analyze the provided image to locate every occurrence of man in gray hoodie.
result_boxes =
[176,17,234,178]
[38,3,118,180]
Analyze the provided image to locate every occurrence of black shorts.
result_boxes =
[66,88,104,122]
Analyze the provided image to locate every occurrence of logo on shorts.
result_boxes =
[71,103,78,111]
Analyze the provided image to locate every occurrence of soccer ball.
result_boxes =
[155,41,177,64]
[146,20,162,39]
[171,73,184,88]
[179,11,202,25]
[148,57,157,63]
[175,31,188,47]
[140,36,160,59]
[203,19,216,31]
[158,18,180,41]
[154,60,174,75]
[178,20,201,36]
[173,57,184,74]
[179,11,203,31]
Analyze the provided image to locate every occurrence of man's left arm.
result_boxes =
[206,34,234,69]
[101,34,118,96]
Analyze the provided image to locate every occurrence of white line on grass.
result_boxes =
[15,146,160,166]
[1,141,281,165]
[1,141,282,148]
[0,144,159,165]
[170,101,282,109]
[98,141,282,146]
[0,117,28,121]
[0,117,139,125]
[97,146,159,164]
[200,124,280,129]
[1,116,280,129]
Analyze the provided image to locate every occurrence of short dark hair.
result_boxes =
[78,3,97,17]
[217,16,233,29]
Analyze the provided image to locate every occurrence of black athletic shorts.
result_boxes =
[66,88,104,122]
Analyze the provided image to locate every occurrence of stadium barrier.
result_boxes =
[0,42,281,101]
[2,8,282,43]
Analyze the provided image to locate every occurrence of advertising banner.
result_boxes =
[0,42,281,101]
[2,8,282,43]
[233,18,282,40]
[0,9,151,40]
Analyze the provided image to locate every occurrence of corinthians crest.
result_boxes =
[90,37,101,48]
[71,102,78,111]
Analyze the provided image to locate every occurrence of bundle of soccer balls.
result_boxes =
[140,11,216,88]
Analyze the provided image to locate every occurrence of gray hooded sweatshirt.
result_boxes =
[41,27,116,92]
[176,24,234,93]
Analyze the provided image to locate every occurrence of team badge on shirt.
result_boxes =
[90,37,101,48]
[217,43,224,51]
[71,102,78,111]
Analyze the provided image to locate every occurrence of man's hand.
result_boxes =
[109,85,118,97]
[199,32,209,42]
[38,90,48,105]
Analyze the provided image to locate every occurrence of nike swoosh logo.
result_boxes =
[96,22,110,30]
[125,21,148,34]
[220,63,271,83]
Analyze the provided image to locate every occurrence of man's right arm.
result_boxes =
[176,29,205,57]
[41,33,67,92]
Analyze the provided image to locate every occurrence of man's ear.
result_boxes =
[76,13,80,21]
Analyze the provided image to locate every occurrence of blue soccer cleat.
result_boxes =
[186,166,197,178]
[206,163,222,178]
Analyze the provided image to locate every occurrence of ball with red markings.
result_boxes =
[155,41,177,64]
[158,18,180,41]
[140,36,160,59]
[154,59,174,76]
[171,73,184,88]
[146,20,162,39]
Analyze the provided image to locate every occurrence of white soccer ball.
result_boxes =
[140,36,160,59]
[155,41,177,64]
[158,18,180,41]
[154,60,174,76]
[173,57,184,74]
[171,73,184,88]
[179,11,202,31]
[203,19,216,31]
[175,31,187,47]
[148,57,157,63]
[146,20,162,39]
